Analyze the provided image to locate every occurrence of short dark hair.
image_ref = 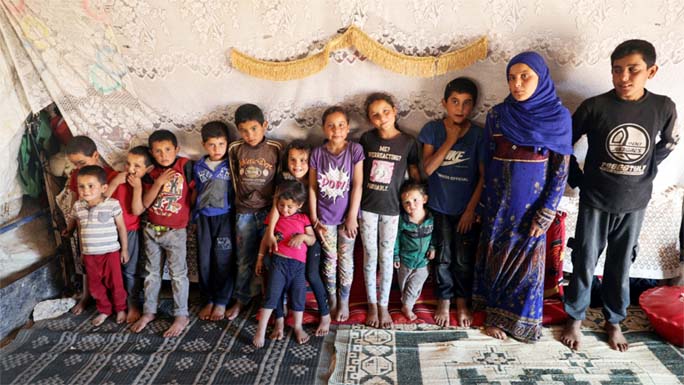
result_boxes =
[128,145,153,167]
[235,104,265,126]
[444,77,478,104]
[282,139,312,172]
[77,165,107,185]
[611,39,656,68]
[400,182,427,197]
[321,106,348,125]
[275,180,308,206]
[148,129,178,148]
[65,135,97,156]
[364,92,396,120]
[201,121,229,142]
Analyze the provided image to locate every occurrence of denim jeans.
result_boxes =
[121,230,144,307]
[233,209,268,304]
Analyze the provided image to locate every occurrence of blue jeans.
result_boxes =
[233,209,268,304]
[121,230,144,307]
[197,213,234,306]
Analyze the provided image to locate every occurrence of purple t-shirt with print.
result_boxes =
[310,142,365,225]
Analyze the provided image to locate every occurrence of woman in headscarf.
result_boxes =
[472,51,571,342]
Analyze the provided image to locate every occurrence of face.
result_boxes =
[367,100,397,131]
[237,120,267,147]
[126,153,151,178]
[67,152,99,169]
[276,197,303,217]
[442,92,475,125]
[401,189,427,216]
[287,148,309,180]
[203,136,228,161]
[508,63,539,102]
[77,175,106,204]
[612,53,657,101]
[323,112,350,144]
[150,139,179,167]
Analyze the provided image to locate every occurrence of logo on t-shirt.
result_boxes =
[441,150,469,167]
[151,172,183,216]
[318,166,350,202]
[605,123,650,164]
[369,160,394,184]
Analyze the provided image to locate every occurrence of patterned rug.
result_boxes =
[0,302,334,385]
[330,307,684,385]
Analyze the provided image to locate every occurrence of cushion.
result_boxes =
[639,286,684,346]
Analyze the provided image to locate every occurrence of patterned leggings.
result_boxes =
[320,223,356,300]
[359,210,399,306]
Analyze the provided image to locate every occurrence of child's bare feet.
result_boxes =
[455,297,473,328]
[560,319,582,350]
[294,327,310,344]
[210,305,226,321]
[401,304,417,321]
[163,316,189,338]
[434,299,450,327]
[253,308,272,348]
[605,322,628,352]
[270,317,285,340]
[484,326,507,340]
[126,306,142,324]
[366,303,379,327]
[92,313,108,326]
[379,305,393,329]
[253,332,266,348]
[225,301,243,321]
[131,313,155,333]
[115,311,126,324]
[336,298,349,322]
[199,303,213,320]
[315,314,331,336]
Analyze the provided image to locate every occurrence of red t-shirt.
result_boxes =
[108,172,140,232]
[265,212,311,263]
[145,157,193,229]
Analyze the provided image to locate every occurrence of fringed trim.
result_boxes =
[230,25,487,81]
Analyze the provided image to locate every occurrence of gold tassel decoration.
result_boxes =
[230,26,487,81]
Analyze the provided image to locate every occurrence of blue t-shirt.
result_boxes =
[417,120,485,215]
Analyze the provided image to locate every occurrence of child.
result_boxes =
[226,104,282,320]
[193,121,235,321]
[265,140,332,337]
[63,166,128,326]
[253,181,316,348]
[360,93,420,329]
[309,106,364,323]
[417,77,485,327]
[131,129,194,338]
[562,40,678,352]
[105,145,154,324]
[393,183,435,321]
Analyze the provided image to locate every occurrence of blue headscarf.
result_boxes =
[496,51,573,155]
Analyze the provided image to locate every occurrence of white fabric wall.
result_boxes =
[1,0,683,200]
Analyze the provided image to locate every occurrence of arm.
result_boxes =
[105,172,127,198]
[422,125,460,175]
[115,213,129,264]
[567,103,590,189]
[308,167,327,238]
[408,164,421,182]
[393,221,402,268]
[457,162,485,233]
[344,160,364,238]
[654,103,678,164]
[143,169,174,208]
[529,152,570,237]
[128,175,146,215]
[255,234,270,276]
[265,198,280,252]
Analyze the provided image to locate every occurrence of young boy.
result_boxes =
[106,146,154,323]
[562,40,678,352]
[253,181,315,347]
[63,166,128,326]
[193,121,235,321]
[131,130,194,338]
[225,104,282,320]
[393,183,435,321]
[417,77,485,327]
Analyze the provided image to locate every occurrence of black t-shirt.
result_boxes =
[359,129,419,215]
[570,89,677,213]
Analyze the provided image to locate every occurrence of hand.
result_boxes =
[120,249,130,264]
[529,222,545,238]
[457,209,475,233]
[288,234,306,248]
[265,233,279,253]
[255,257,264,276]
[127,174,142,189]
[314,221,328,238]
[427,249,435,260]
[111,171,127,187]
[156,169,175,186]
[344,216,358,239]
[393,261,400,269]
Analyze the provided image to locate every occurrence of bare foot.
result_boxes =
[379,306,393,329]
[455,297,473,328]
[131,313,155,333]
[365,303,379,328]
[70,298,89,315]
[560,319,582,350]
[336,298,349,322]
[605,322,628,352]
[270,317,285,340]
[315,314,331,336]
[434,299,450,327]
[92,313,108,326]
[294,327,310,344]
[115,311,126,324]
[210,305,226,321]
[401,304,417,321]
[484,326,507,340]
[126,306,142,324]
[198,303,213,320]
[253,331,266,348]
[225,301,242,321]
[163,316,189,338]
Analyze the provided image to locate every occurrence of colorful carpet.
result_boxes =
[330,307,684,385]
[0,302,334,385]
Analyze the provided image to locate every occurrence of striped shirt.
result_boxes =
[72,198,122,255]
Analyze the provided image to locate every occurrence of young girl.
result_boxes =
[360,93,420,329]
[264,140,331,337]
[254,181,316,348]
[309,106,364,322]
